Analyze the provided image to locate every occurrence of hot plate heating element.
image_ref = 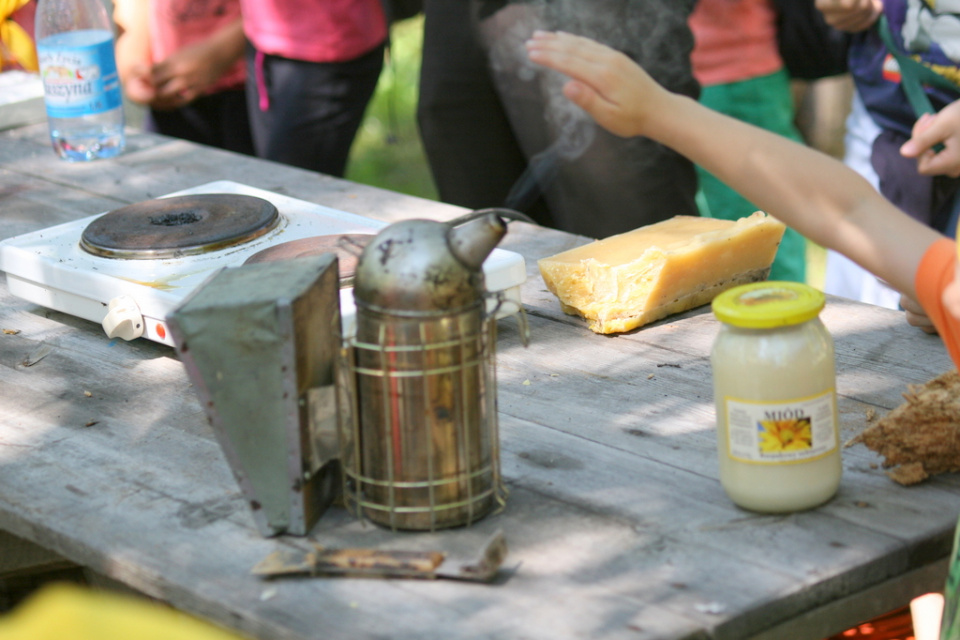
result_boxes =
[0,181,527,346]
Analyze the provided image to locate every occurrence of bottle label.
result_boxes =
[722,390,838,465]
[38,32,122,119]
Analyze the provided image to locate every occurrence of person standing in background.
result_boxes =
[816,0,960,308]
[240,0,387,178]
[113,0,253,155]
[417,0,545,221]
[417,0,701,239]
[688,0,808,282]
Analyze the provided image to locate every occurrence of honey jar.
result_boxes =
[710,282,841,513]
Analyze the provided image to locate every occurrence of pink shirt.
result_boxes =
[149,0,246,94]
[240,0,387,63]
[689,0,783,86]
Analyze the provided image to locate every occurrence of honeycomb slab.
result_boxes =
[538,212,786,334]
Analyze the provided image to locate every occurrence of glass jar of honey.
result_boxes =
[710,282,841,513]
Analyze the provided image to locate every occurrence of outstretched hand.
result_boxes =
[525,30,664,139]
[527,27,942,307]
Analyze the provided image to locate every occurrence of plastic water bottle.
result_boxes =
[34,0,125,161]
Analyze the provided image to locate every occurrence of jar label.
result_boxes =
[38,30,122,119]
[723,390,838,464]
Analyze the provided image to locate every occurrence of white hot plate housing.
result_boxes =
[0,181,527,345]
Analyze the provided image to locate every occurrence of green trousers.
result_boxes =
[696,69,807,283]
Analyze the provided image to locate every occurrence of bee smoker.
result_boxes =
[340,212,509,530]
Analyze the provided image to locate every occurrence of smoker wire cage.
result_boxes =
[338,303,507,531]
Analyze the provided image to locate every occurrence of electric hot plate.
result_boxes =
[0,181,527,345]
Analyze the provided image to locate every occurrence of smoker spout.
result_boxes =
[448,213,507,271]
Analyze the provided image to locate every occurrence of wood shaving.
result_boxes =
[21,342,52,367]
[2,329,20,335]
[886,462,929,486]
[849,369,960,485]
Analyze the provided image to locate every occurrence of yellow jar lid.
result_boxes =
[712,281,825,329]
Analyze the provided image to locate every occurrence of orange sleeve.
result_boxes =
[915,237,960,369]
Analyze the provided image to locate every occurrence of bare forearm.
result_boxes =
[526,30,943,299]
[113,0,149,84]
[646,92,940,298]
[203,18,245,81]
[652,92,868,237]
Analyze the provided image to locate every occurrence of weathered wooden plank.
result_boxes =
[743,558,948,640]
[0,530,70,577]
[0,415,722,640]
[0,169,126,238]
[3,125,960,640]
[0,126,466,225]
[0,293,952,640]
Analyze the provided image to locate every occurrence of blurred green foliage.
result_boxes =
[345,16,438,201]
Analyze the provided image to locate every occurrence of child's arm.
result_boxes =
[113,0,156,105]
[525,31,943,301]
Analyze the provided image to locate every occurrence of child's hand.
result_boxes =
[814,0,882,32]
[123,62,156,105]
[525,31,663,139]
[900,292,940,334]
[150,19,244,111]
[150,42,221,109]
[900,103,960,177]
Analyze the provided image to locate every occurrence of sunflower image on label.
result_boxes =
[723,389,838,464]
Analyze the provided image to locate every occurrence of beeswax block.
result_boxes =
[538,212,786,334]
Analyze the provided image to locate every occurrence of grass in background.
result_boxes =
[345,17,438,200]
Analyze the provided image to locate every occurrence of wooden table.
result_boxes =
[1,123,958,640]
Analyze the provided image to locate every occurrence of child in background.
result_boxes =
[113,0,253,156]
[238,0,387,178]
[525,31,960,367]
[688,0,808,283]
[815,0,960,309]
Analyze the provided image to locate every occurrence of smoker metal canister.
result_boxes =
[341,213,508,530]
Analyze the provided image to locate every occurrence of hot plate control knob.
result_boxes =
[102,295,145,341]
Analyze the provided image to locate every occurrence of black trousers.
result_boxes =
[146,87,254,156]
[245,42,385,177]
[418,0,701,238]
[418,0,536,216]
